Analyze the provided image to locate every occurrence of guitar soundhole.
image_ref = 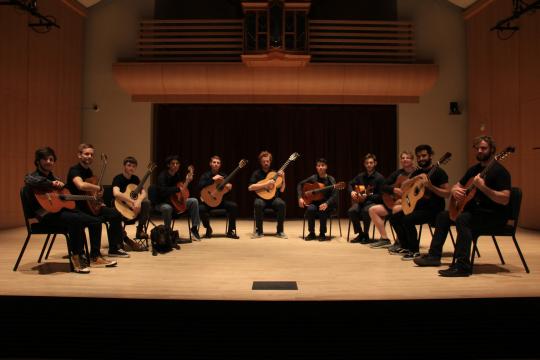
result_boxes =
[130,192,137,200]
[414,187,420,196]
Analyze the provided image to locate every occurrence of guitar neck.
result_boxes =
[133,170,152,195]
[218,166,241,190]
[273,160,292,180]
[62,194,95,201]
[310,184,336,194]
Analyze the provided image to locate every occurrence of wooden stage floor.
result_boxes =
[1,219,539,301]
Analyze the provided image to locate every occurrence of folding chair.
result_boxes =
[147,185,192,241]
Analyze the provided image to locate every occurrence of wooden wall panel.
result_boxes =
[0,0,84,229]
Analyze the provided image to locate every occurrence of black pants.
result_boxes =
[348,202,374,235]
[87,206,124,253]
[305,203,335,235]
[429,209,506,269]
[390,208,438,252]
[254,197,286,233]
[199,200,238,231]
[42,209,101,256]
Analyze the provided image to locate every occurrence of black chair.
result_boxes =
[302,204,342,239]
[253,208,278,235]
[147,185,192,241]
[205,208,229,235]
[469,187,529,273]
[14,187,73,272]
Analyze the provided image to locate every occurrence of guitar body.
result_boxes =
[255,171,284,200]
[382,174,408,209]
[171,181,190,213]
[401,179,426,215]
[34,188,76,213]
[84,176,105,215]
[351,184,372,204]
[201,179,231,208]
[448,178,476,221]
[301,182,325,205]
[114,183,140,220]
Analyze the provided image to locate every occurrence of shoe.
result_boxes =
[401,251,420,261]
[369,239,391,248]
[135,228,149,240]
[388,247,408,255]
[90,255,118,268]
[204,227,213,239]
[276,232,288,239]
[318,234,329,241]
[71,254,90,274]
[124,237,145,252]
[349,234,363,243]
[413,254,442,267]
[360,237,377,245]
[190,227,201,241]
[108,248,130,258]
[305,233,316,241]
[438,266,471,277]
[387,243,402,252]
[251,232,264,239]
[226,230,240,239]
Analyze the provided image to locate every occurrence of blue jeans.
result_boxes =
[156,198,200,230]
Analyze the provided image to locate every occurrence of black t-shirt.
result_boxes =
[348,171,385,204]
[409,166,449,212]
[459,161,511,217]
[112,174,141,193]
[249,168,282,199]
[66,163,94,211]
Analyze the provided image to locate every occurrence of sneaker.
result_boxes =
[349,234,363,243]
[71,254,90,274]
[190,227,201,241]
[318,234,329,241]
[226,230,240,239]
[438,266,471,277]
[305,233,316,241]
[204,227,213,239]
[413,254,442,267]
[90,255,118,268]
[387,243,402,252]
[369,238,391,248]
[251,232,264,239]
[108,248,130,258]
[360,237,377,245]
[388,246,406,255]
[401,251,420,261]
[276,232,288,239]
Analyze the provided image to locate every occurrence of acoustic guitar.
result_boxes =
[84,153,107,215]
[200,159,248,208]
[301,181,345,205]
[114,163,157,220]
[382,173,411,209]
[255,152,300,200]
[351,184,374,204]
[170,165,194,213]
[401,152,452,215]
[34,188,97,216]
[448,146,515,221]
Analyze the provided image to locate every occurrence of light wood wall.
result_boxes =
[465,0,540,229]
[0,0,85,229]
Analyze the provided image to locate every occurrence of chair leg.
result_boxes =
[371,223,375,240]
[302,214,306,239]
[470,236,479,274]
[491,235,505,265]
[329,216,333,238]
[418,224,423,243]
[346,219,351,242]
[44,233,57,260]
[38,234,52,263]
[187,217,192,241]
[338,217,342,237]
[428,225,434,237]
[64,234,74,272]
[511,234,530,273]
[13,234,32,272]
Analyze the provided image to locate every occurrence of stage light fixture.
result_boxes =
[0,0,60,33]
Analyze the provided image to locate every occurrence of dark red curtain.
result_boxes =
[152,104,397,218]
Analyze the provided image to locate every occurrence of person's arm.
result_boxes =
[278,170,286,193]
[24,173,54,191]
[248,171,269,192]
[198,171,214,190]
[473,175,510,205]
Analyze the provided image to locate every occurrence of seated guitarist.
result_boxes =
[368,150,416,249]
[414,136,511,277]
[24,147,116,273]
[111,156,150,249]
[348,153,385,244]
[297,158,338,241]
[67,143,129,258]
[248,151,287,239]
[154,155,201,240]
[198,155,239,239]
[389,144,450,260]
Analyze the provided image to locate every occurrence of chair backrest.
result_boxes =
[508,187,522,231]
[19,187,35,232]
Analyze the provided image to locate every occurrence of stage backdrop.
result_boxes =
[153,104,397,218]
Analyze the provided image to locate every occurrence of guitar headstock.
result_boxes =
[289,152,300,161]
[495,146,516,161]
[101,153,108,164]
[438,152,452,165]
[334,181,346,190]
[239,159,248,168]
[187,165,195,175]
[148,162,157,172]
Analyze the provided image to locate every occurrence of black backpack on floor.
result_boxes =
[150,225,179,255]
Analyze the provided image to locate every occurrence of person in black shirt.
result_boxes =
[198,155,239,239]
[67,143,129,258]
[111,156,150,250]
[297,158,338,241]
[389,144,450,260]
[348,153,385,244]
[24,147,117,273]
[248,151,287,239]
[368,151,416,249]
[153,155,201,240]
[414,136,512,277]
